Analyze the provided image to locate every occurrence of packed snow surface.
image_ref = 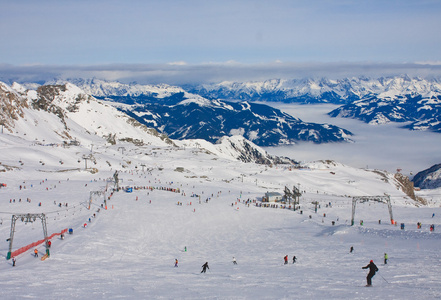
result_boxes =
[0,134,440,299]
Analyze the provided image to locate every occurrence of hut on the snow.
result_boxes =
[262,191,283,202]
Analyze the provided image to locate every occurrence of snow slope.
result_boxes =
[0,132,440,299]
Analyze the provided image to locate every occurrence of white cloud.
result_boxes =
[230,128,245,136]
[1,62,441,86]
[167,61,188,66]
[264,103,441,176]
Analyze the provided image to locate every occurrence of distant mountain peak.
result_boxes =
[413,164,441,189]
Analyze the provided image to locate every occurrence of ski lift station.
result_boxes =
[263,191,283,202]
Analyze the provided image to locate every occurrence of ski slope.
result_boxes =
[0,136,440,299]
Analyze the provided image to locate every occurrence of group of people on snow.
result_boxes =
[283,255,297,264]
[185,252,383,287]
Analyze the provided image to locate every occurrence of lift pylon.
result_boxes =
[351,195,394,226]
[7,213,49,260]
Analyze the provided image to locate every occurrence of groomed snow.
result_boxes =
[0,134,440,299]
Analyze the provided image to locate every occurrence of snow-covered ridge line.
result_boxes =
[54,78,204,100]
[0,81,293,165]
[186,75,441,104]
[32,75,441,105]
[328,93,441,133]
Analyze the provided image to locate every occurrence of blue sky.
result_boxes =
[1,0,441,83]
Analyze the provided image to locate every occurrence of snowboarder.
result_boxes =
[201,262,209,273]
[12,257,16,267]
[292,256,297,263]
[350,246,354,253]
[384,253,388,264]
[47,240,51,248]
[362,260,379,286]
[175,259,178,267]
[233,257,237,265]
[34,249,38,257]
[284,255,288,264]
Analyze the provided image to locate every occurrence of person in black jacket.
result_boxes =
[362,260,379,286]
[201,262,209,273]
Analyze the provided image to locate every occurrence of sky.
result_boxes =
[1,0,441,84]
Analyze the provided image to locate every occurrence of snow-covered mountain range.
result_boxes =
[3,74,441,147]
[185,75,441,104]
[0,81,292,165]
[328,93,441,132]
[59,79,353,146]
[186,75,441,133]
[68,76,441,135]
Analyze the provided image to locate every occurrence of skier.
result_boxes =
[362,260,379,286]
[34,248,38,257]
[292,256,297,263]
[175,259,178,267]
[233,257,237,265]
[284,255,288,264]
[384,253,388,264]
[12,257,16,267]
[350,246,354,253]
[201,262,209,273]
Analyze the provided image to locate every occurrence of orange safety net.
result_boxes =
[11,229,67,257]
